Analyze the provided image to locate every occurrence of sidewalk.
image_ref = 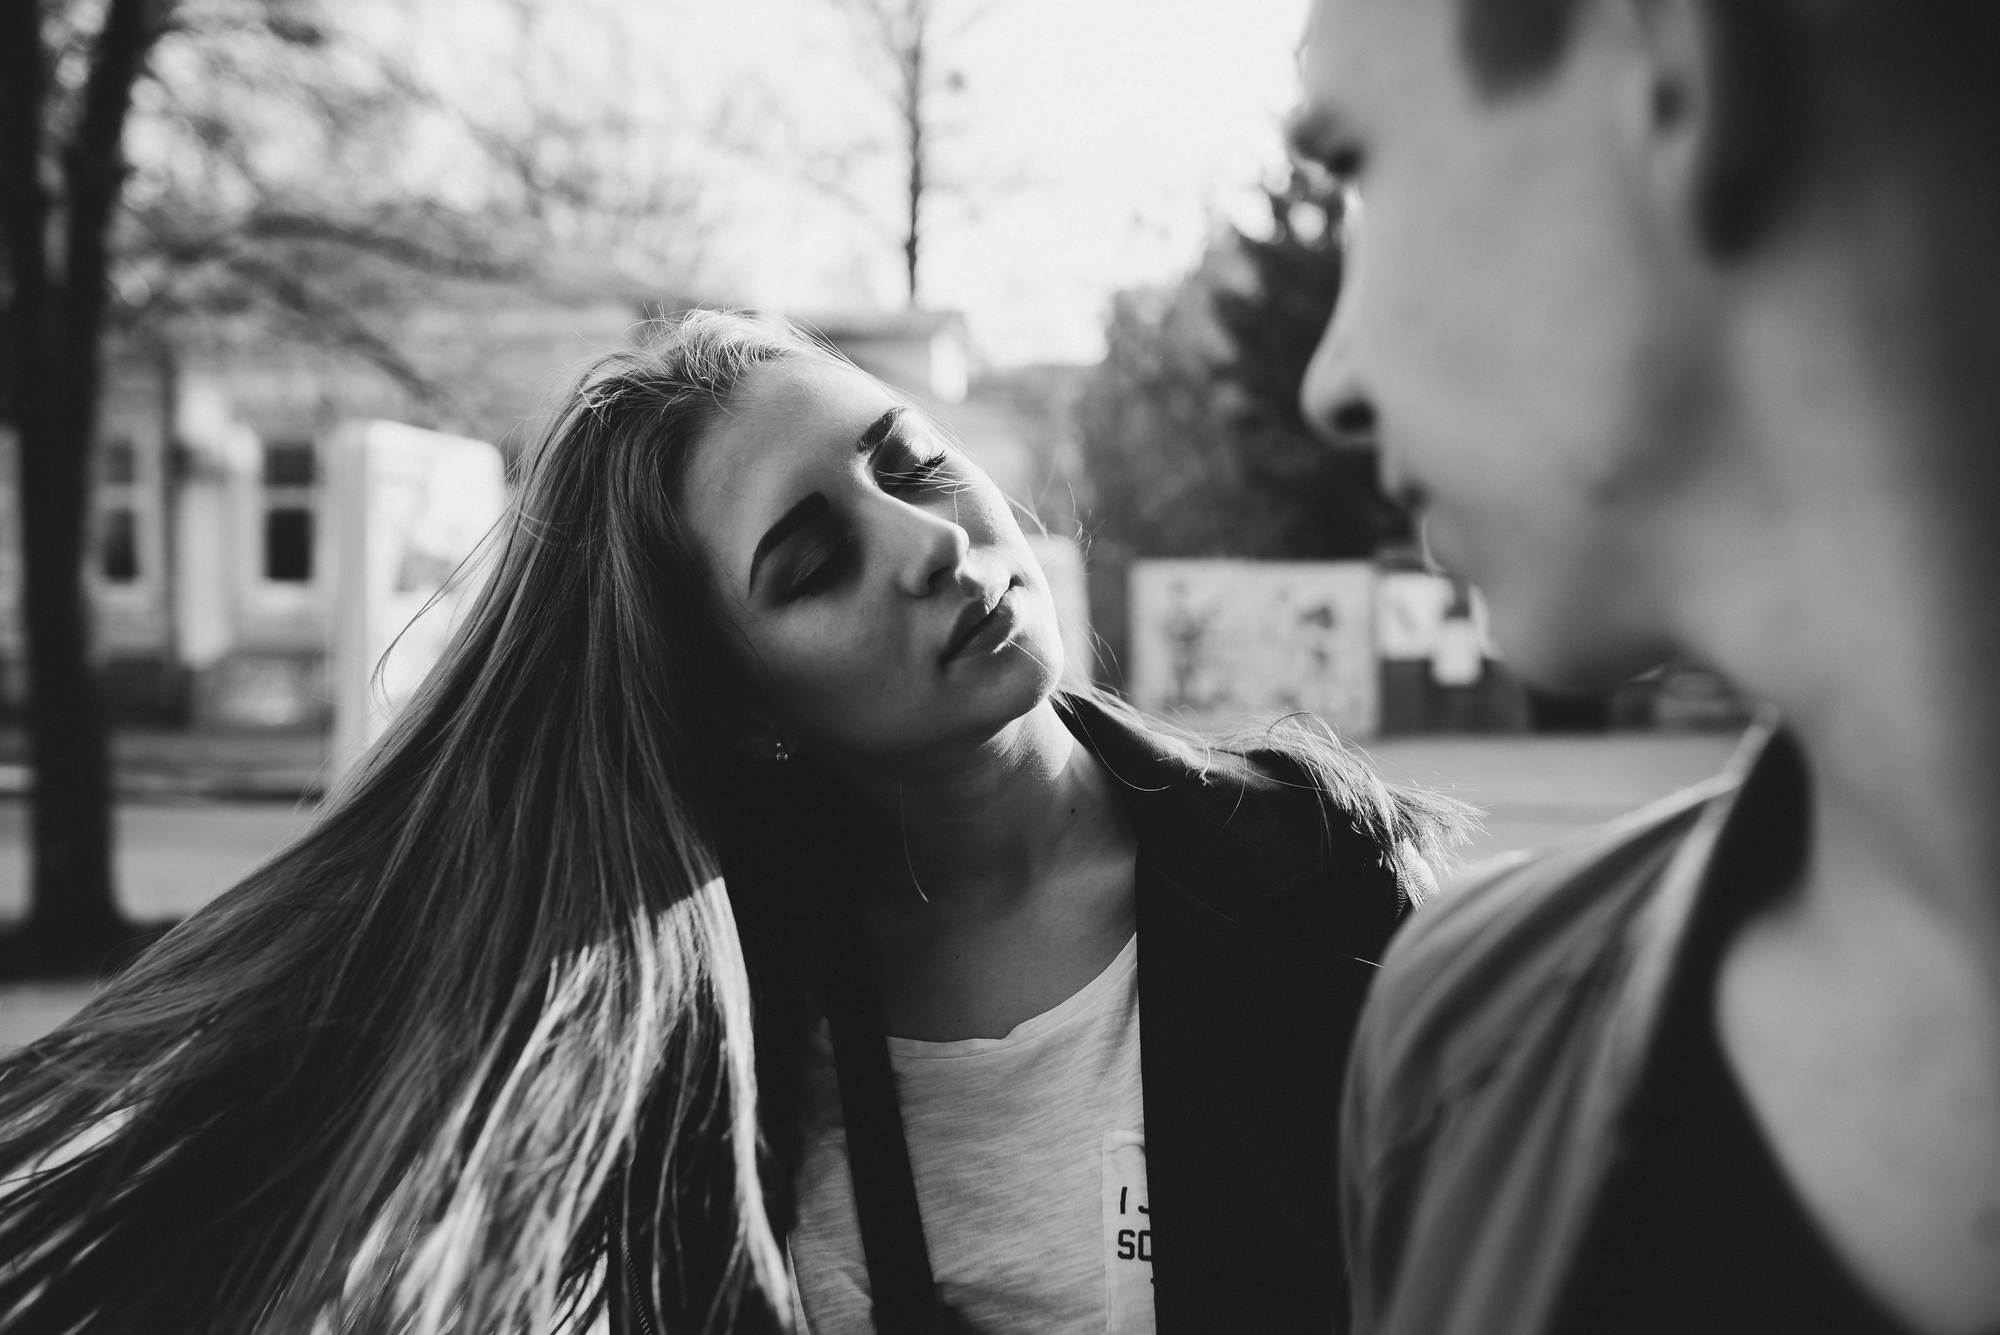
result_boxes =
[1364,731,1740,863]
[0,727,331,800]
[0,728,1744,1052]
[0,726,332,1050]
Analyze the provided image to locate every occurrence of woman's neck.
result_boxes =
[822,698,1140,1041]
[834,699,1121,918]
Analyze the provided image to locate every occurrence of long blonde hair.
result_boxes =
[0,312,811,1333]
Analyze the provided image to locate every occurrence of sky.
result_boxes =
[483,0,1319,367]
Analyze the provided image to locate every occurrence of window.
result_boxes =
[264,508,314,582]
[261,440,317,583]
[95,435,143,584]
[100,507,139,583]
[101,437,137,485]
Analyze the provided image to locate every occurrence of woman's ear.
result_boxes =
[1626,0,1801,261]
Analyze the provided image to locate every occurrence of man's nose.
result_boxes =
[1300,318,1377,451]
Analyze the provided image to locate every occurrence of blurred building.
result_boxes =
[0,296,642,728]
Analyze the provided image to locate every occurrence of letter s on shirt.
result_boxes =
[1101,1132,1155,1334]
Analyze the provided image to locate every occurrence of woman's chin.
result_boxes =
[923,658,1065,758]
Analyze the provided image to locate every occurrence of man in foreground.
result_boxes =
[1292,1,2000,1332]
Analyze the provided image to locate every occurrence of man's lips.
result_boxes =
[939,585,1016,665]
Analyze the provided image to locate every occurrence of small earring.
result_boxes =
[770,737,791,763]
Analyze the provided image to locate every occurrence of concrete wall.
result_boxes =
[1128,560,1381,738]
[1123,560,1543,739]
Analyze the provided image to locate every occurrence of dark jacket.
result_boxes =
[621,693,1418,1333]
[1340,721,1790,1335]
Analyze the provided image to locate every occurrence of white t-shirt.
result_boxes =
[791,934,1155,1335]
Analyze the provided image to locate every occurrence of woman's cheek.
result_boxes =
[770,625,901,717]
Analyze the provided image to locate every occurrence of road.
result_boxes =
[0,799,320,1052]
[1361,732,1741,864]
[0,799,320,922]
[0,730,1743,1051]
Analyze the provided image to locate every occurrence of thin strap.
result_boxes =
[815,911,958,1334]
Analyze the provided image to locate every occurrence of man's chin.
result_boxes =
[1486,599,1673,696]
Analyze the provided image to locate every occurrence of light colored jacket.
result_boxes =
[1341,722,1788,1335]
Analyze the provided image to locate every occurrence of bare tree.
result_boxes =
[119,0,712,403]
[0,0,708,974]
[1,0,183,972]
[829,0,1001,307]
[0,0,505,978]
[111,5,526,418]
[449,0,713,300]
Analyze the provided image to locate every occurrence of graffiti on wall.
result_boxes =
[1127,560,1379,738]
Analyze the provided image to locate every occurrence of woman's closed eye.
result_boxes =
[769,429,956,601]
[874,422,954,494]
[783,531,856,600]
[878,449,950,494]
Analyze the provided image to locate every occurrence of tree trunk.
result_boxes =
[20,441,120,947]
[0,0,175,972]
[900,5,926,307]
[903,101,922,308]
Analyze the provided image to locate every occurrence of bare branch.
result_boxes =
[237,210,525,282]
[948,0,1007,42]
[233,253,447,408]
[823,0,1007,306]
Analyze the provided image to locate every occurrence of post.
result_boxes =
[326,421,507,786]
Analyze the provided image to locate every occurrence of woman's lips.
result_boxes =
[940,585,1019,665]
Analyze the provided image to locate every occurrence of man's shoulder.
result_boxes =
[1353,773,1736,1118]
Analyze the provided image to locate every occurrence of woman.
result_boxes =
[0,312,1462,1335]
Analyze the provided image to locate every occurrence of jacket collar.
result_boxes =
[1059,691,1392,1333]
[1055,692,1334,924]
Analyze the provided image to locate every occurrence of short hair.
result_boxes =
[1456,0,1789,256]
[1457,0,2000,99]
[1458,0,1585,97]
[1453,0,2000,259]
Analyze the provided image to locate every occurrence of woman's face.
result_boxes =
[683,355,1065,767]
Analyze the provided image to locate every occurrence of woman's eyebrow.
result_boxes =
[749,493,830,594]
[857,407,904,455]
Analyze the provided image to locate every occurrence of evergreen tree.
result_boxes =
[1208,168,1411,559]
[1076,169,1410,564]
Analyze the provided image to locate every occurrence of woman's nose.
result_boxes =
[885,500,971,598]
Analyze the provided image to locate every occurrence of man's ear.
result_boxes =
[1628,0,1802,261]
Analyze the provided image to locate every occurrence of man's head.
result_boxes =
[1295,0,2000,690]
